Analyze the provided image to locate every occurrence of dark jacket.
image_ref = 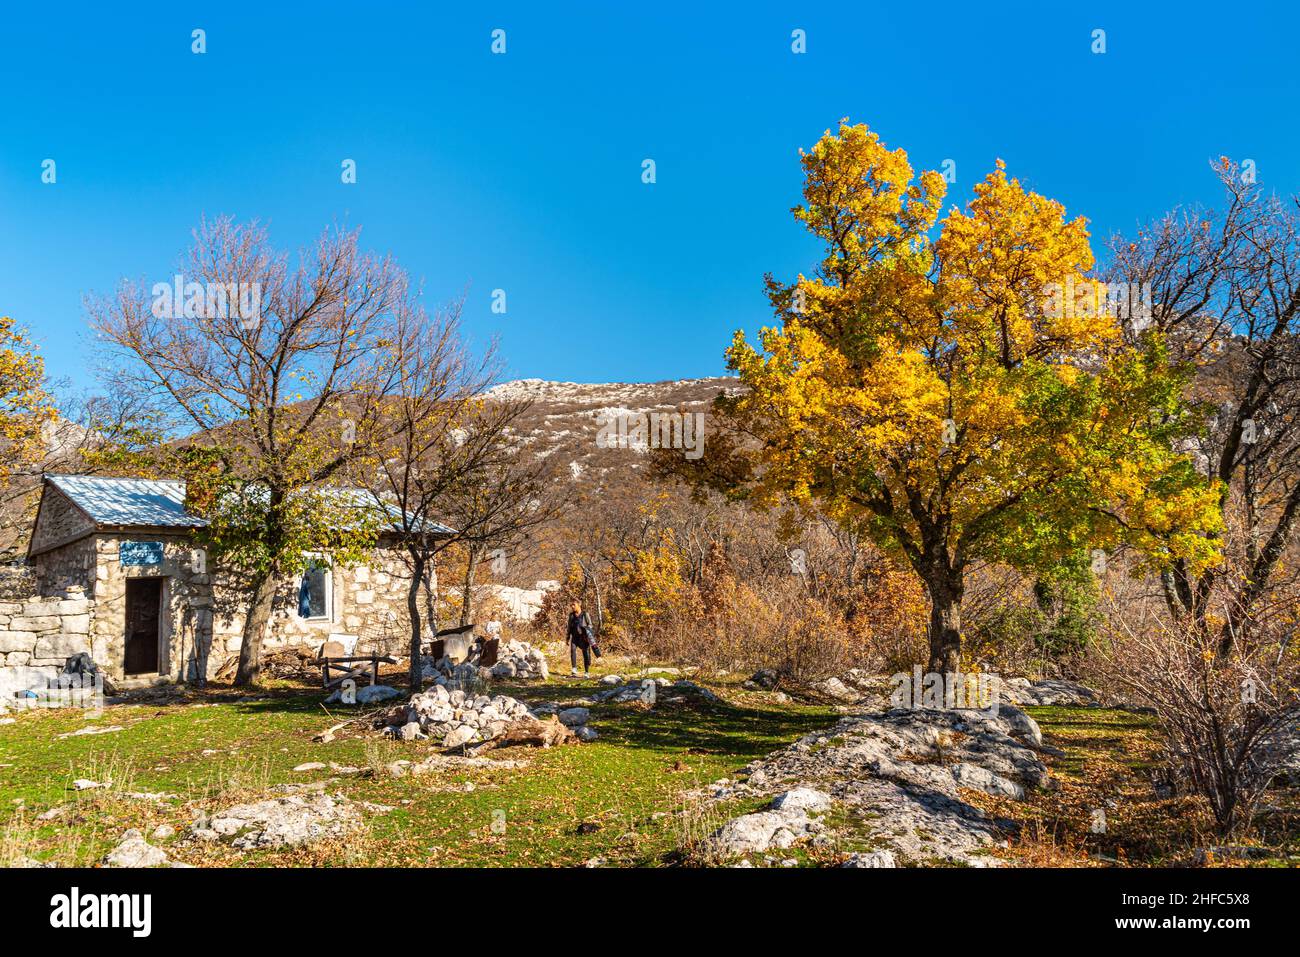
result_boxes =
[566,610,593,648]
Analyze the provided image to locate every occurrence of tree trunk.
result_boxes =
[924,569,963,676]
[234,561,280,687]
[421,561,438,634]
[459,547,479,627]
[407,554,426,692]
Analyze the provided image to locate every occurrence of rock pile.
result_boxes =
[704,704,1052,866]
[488,639,550,680]
[190,784,389,850]
[397,684,537,748]
[421,637,550,683]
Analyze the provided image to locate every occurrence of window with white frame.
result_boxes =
[298,555,333,621]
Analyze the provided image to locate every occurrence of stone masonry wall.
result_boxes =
[222,546,420,661]
[0,584,92,702]
[2,532,423,697]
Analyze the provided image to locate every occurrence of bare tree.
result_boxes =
[88,218,408,685]
[1093,581,1297,836]
[358,302,551,690]
[450,444,565,627]
[1109,162,1300,655]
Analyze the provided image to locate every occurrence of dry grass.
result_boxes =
[968,706,1299,866]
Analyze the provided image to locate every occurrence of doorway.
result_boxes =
[124,578,163,675]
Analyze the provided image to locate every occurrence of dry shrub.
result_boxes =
[1088,599,1299,836]
[583,540,920,683]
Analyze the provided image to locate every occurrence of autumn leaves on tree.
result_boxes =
[724,122,1221,673]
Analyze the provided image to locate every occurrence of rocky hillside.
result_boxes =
[480,376,739,584]
[485,376,736,485]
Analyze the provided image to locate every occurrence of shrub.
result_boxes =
[1091,612,1298,836]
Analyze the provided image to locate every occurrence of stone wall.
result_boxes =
[86,532,214,683]
[30,535,96,594]
[3,531,425,694]
[0,584,92,701]
[0,565,38,600]
[250,546,420,659]
[28,483,95,556]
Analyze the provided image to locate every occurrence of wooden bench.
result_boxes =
[316,641,396,690]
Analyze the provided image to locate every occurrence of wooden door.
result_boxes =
[124,578,163,675]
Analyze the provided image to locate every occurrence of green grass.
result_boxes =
[1024,705,1161,780]
[0,676,835,867]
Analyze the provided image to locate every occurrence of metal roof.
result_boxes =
[46,474,206,528]
[328,488,457,536]
[43,474,454,536]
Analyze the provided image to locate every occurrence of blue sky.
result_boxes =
[1,2,1296,392]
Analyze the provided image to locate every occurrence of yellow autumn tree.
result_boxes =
[726,122,1221,673]
[0,316,55,485]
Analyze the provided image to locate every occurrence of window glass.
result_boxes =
[299,562,330,619]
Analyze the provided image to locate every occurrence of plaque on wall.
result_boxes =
[120,541,164,566]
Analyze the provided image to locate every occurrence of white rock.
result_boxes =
[196,790,381,849]
[558,707,590,727]
[323,684,400,705]
[769,788,833,814]
[707,809,822,856]
[55,724,124,739]
[443,724,478,748]
[104,829,169,868]
[842,850,896,868]
[356,685,400,705]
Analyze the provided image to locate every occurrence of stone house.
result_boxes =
[1,474,445,696]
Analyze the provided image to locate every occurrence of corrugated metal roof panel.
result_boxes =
[43,474,455,535]
[46,474,206,528]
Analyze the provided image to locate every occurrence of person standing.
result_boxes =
[566,599,594,677]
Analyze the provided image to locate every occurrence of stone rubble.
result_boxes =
[103,828,184,868]
[488,639,550,680]
[704,703,1052,866]
[421,637,550,683]
[388,684,597,748]
[190,785,391,850]
[400,684,536,747]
